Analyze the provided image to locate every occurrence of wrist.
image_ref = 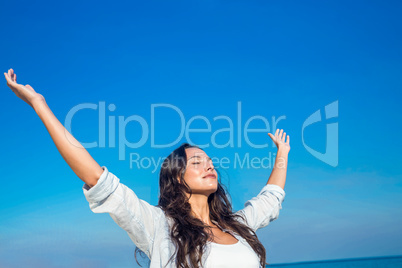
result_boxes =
[277,146,289,154]
[32,97,47,113]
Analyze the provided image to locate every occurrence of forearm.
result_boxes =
[33,99,103,187]
[266,147,288,190]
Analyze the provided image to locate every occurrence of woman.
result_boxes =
[4,68,290,268]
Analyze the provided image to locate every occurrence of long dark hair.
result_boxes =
[135,143,268,267]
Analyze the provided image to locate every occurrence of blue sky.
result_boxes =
[1,0,401,267]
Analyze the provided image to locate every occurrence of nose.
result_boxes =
[205,159,215,171]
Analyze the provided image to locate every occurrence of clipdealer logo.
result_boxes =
[63,100,339,170]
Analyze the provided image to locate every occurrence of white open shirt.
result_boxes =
[83,166,286,268]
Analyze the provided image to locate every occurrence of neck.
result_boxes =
[188,193,212,226]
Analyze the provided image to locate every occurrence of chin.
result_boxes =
[210,185,219,193]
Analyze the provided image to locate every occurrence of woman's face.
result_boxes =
[181,147,218,195]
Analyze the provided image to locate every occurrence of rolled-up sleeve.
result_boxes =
[235,184,286,232]
[82,166,163,257]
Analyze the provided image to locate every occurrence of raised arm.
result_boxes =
[267,129,290,190]
[4,68,103,187]
[234,130,289,231]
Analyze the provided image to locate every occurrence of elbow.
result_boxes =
[84,167,105,188]
[85,180,97,188]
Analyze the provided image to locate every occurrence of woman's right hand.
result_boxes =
[4,68,45,108]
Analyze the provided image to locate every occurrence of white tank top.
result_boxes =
[204,239,261,267]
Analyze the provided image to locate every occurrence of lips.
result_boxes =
[203,174,217,179]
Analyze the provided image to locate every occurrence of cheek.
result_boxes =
[184,169,202,184]
[186,166,202,176]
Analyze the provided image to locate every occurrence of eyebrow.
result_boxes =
[188,156,212,161]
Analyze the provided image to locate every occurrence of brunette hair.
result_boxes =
[135,143,268,267]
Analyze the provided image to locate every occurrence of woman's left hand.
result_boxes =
[268,129,290,153]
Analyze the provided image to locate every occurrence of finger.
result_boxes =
[282,132,286,142]
[275,129,279,137]
[287,135,290,144]
[279,129,283,139]
[14,73,17,82]
[8,69,14,82]
[4,72,10,83]
[5,73,14,84]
